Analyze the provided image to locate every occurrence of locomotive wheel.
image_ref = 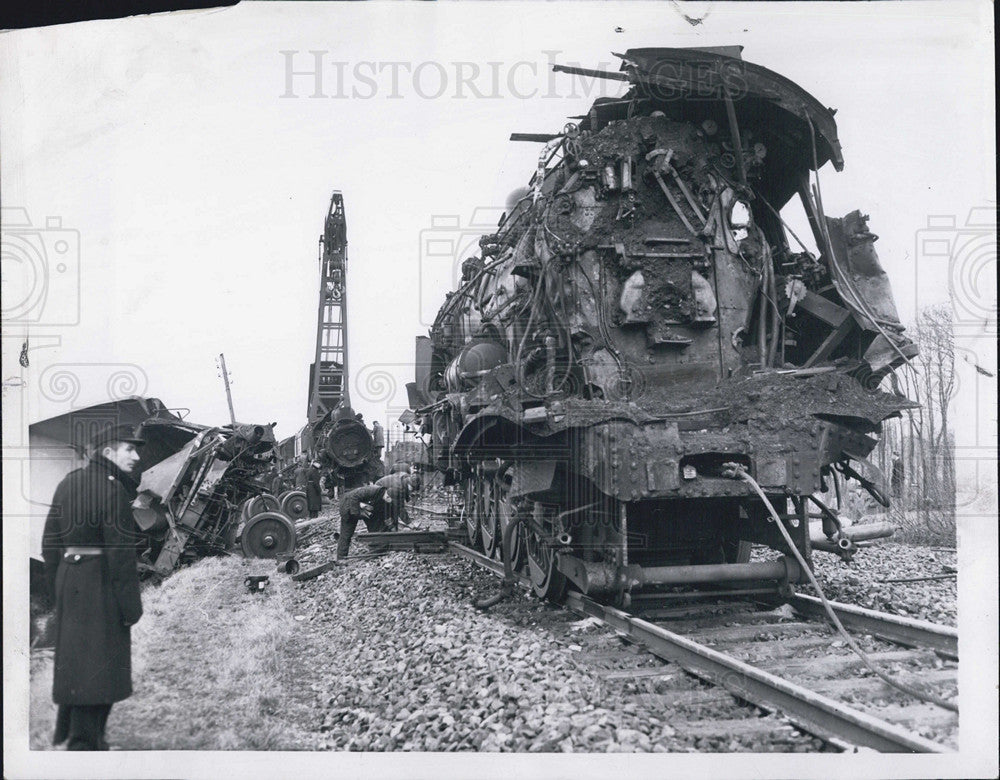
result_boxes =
[247,493,281,518]
[241,511,296,559]
[495,476,525,571]
[525,504,567,602]
[480,478,501,559]
[462,477,481,549]
[723,538,752,564]
[280,490,309,521]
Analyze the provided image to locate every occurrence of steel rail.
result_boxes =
[358,531,447,545]
[451,541,518,581]
[448,541,951,753]
[790,593,958,658]
[563,591,948,753]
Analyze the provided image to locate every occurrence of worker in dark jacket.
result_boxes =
[41,423,146,750]
[336,484,392,559]
[375,472,414,531]
[305,460,323,518]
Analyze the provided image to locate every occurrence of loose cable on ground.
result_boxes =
[722,462,958,713]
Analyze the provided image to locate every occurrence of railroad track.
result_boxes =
[448,541,958,753]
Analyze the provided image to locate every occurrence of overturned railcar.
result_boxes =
[408,47,918,604]
[132,419,286,573]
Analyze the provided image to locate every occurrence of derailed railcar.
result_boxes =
[133,419,289,573]
[408,46,917,605]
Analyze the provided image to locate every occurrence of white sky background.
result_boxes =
[1,3,998,777]
[2,1,994,443]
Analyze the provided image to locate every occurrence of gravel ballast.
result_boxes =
[287,552,700,752]
[29,496,959,752]
[801,543,957,626]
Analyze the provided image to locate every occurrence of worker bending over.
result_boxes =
[336,484,392,560]
[374,472,421,531]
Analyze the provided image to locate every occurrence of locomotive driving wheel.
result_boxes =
[480,477,501,559]
[495,471,525,571]
[525,502,567,602]
[462,475,481,549]
[240,511,296,559]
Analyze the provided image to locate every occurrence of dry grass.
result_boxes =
[30,556,320,750]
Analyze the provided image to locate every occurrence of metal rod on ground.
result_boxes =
[291,552,390,582]
[877,573,957,584]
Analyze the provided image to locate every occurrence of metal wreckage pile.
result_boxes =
[129,413,386,577]
[28,397,302,580]
[121,193,386,579]
[405,46,919,604]
[126,412,300,575]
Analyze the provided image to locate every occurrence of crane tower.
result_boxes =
[307,192,349,423]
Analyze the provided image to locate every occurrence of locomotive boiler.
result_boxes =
[407,46,917,605]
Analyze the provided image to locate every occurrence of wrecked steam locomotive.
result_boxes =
[407,47,918,605]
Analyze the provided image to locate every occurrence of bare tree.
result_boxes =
[876,304,956,544]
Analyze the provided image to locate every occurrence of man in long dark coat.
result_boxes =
[304,460,323,518]
[42,423,146,750]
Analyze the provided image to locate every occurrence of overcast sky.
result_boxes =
[2,1,995,445]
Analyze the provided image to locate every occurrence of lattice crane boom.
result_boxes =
[307,192,349,423]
